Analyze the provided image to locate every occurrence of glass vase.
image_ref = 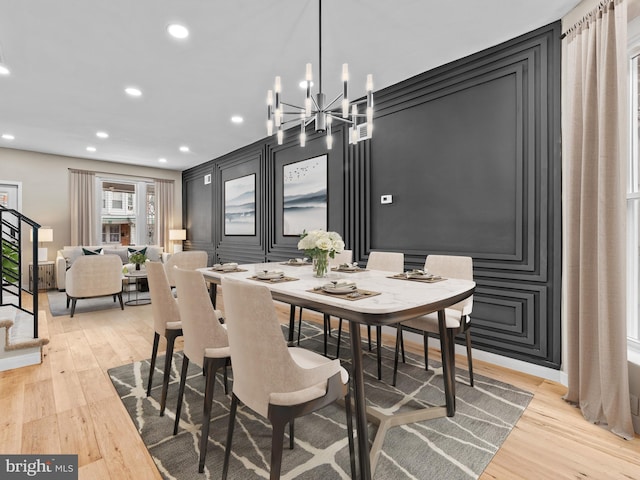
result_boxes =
[313,251,329,278]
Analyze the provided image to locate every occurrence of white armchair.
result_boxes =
[65,255,124,317]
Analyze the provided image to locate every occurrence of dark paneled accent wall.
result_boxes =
[182,22,562,369]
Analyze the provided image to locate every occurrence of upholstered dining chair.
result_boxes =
[392,254,474,388]
[145,262,183,416]
[336,251,404,380]
[295,249,353,357]
[221,277,356,480]
[163,250,208,288]
[173,268,230,473]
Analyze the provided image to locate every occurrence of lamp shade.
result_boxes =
[169,229,187,241]
[30,227,53,243]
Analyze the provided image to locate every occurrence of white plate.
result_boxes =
[256,271,284,280]
[322,284,357,294]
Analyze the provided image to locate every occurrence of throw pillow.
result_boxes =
[104,248,129,263]
[82,247,103,256]
[127,246,147,256]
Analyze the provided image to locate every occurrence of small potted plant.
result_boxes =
[129,251,148,271]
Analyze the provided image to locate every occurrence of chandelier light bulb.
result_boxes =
[306,63,313,82]
[274,76,282,93]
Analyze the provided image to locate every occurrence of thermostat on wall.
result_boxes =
[204,174,212,185]
[381,194,393,204]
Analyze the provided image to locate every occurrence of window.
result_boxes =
[99,178,155,246]
[628,47,640,351]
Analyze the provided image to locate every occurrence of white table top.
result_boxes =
[199,262,475,326]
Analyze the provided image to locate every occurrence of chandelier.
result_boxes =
[266,0,373,149]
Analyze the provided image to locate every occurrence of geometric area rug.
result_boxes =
[108,322,533,480]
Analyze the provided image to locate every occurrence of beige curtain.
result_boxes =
[563,0,634,439]
[69,170,95,245]
[155,179,174,253]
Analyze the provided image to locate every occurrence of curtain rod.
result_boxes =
[561,0,619,39]
[68,167,175,183]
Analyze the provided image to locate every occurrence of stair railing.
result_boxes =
[0,205,40,338]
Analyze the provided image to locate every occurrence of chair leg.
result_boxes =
[173,355,190,435]
[66,295,70,308]
[147,332,160,397]
[323,314,330,357]
[289,419,294,450]
[367,325,372,351]
[401,329,406,363]
[376,326,382,381]
[270,418,286,480]
[117,292,124,310]
[465,330,474,387]
[296,307,303,345]
[160,330,180,416]
[222,394,239,480]
[336,318,343,359]
[70,298,77,318]
[198,358,217,473]
[393,325,402,387]
[423,332,429,371]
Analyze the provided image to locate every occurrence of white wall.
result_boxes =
[0,147,182,280]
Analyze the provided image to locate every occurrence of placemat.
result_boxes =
[208,267,248,273]
[307,288,381,301]
[249,275,299,283]
[388,274,446,284]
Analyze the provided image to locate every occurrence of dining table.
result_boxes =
[199,262,475,479]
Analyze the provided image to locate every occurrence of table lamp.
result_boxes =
[30,227,53,262]
[169,229,186,253]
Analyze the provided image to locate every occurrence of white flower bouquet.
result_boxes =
[298,230,344,277]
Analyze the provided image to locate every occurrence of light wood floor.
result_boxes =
[1,292,639,479]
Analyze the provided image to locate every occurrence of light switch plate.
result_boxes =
[204,174,212,185]
[381,194,393,204]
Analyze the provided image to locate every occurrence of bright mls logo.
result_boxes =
[0,455,78,479]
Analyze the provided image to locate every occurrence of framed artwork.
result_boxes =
[283,155,327,236]
[224,174,256,235]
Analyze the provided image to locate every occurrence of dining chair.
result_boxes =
[145,262,183,417]
[392,255,474,388]
[221,277,356,480]
[163,250,208,288]
[295,249,353,357]
[334,251,404,380]
[173,268,230,473]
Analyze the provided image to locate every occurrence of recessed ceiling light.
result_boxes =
[167,23,189,39]
[179,145,190,153]
[86,146,96,152]
[96,131,109,139]
[2,133,15,140]
[159,158,167,163]
[0,64,9,76]
[299,80,314,89]
[125,87,142,97]
[231,116,243,124]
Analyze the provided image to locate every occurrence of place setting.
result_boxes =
[249,269,298,283]
[331,262,366,273]
[389,269,446,283]
[281,257,312,266]
[308,279,380,301]
[209,262,247,273]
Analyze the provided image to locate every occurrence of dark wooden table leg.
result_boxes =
[438,309,456,417]
[350,325,371,480]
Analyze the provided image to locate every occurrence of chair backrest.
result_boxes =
[329,249,353,267]
[222,277,337,418]
[146,262,180,335]
[173,268,227,368]
[424,255,473,315]
[164,250,208,287]
[366,251,404,273]
[65,254,123,297]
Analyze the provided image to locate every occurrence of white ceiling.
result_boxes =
[0,0,580,171]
